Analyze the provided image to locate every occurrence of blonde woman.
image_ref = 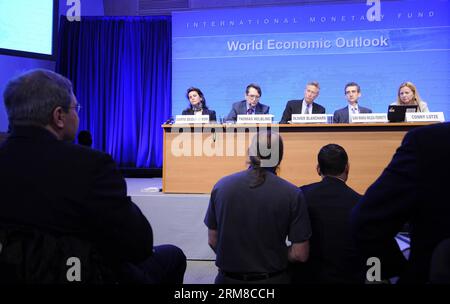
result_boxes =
[391,82,429,112]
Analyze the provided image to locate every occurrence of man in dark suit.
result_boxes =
[225,83,270,122]
[333,82,372,123]
[0,69,186,283]
[279,81,326,124]
[351,122,450,283]
[290,144,364,284]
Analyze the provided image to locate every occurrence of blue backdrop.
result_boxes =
[172,0,450,122]
[54,1,450,169]
[57,16,171,168]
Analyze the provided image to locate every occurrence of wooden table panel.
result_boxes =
[163,123,431,194]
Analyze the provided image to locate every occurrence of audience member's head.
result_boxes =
[248,131,284,187]
[3,69,79,141]
[77,130,93,147]
[317,143,349,181]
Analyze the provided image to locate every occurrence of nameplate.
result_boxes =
[237,114,273,124]
[174,115,209,124]
[405,112,445,122]
[350,113,388,123]
[291,114,328,124]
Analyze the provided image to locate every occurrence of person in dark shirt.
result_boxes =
[204,131,311,284]
[291,144,364,284]
[0,69,186,283]
[352,122,450,283]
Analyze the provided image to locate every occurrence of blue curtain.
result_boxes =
[56,16,171,168]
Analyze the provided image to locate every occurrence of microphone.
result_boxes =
[164,117,174,125]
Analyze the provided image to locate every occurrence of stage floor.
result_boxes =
[125,178,410,265]
[126,178,214,260]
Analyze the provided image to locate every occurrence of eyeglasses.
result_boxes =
[247,94,260,99]
[70,104,82,113]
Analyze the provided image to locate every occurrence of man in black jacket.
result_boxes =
[279,81,326,124]
[0,69,186,283]
[352,122,450,283]
[291,144,364,284]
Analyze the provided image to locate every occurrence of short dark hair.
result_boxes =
[3,69,74,126]
[318,144,348,176]
[246,83,262,97]
[77,130,93,147]
[344,82,361,94]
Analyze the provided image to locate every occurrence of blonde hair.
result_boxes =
[397,82,425,111]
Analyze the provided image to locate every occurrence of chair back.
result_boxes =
[0,226,116,284]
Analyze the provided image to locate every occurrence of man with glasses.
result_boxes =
[279,81,326,124]
[333,82,372,123]
[225,83,270,122]
[0,69,186,283]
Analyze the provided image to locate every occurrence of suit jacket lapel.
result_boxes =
[343,108,349,122]
[299,99,305,114]
[240,101,247,114]
[255,103,262,114]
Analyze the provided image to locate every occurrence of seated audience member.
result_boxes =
[0,69,186,283]
[77,130,93,148]
[225,83,270,122]
[279,81,326,124]
[351,122,450,283]
[182,87,217,122]
[204,131,311,284]
[391,81,429,112]
[290,144,364,284]
[333,82,372,123]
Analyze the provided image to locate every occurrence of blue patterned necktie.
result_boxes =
[303,104,309,114]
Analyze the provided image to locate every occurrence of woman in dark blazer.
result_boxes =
[182,87,217,122]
